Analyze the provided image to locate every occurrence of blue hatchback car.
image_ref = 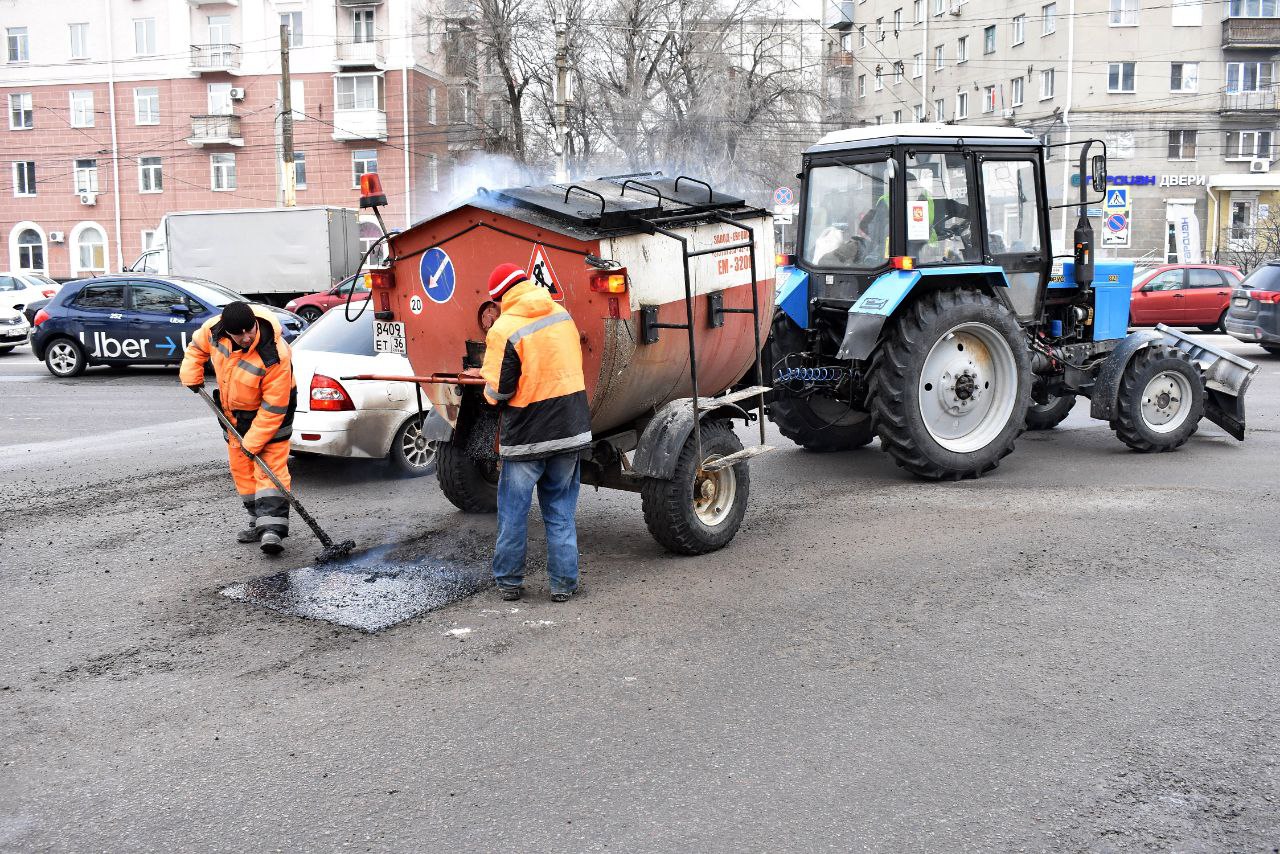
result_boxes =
[30,275,306,378]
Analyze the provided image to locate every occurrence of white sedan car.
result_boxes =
[290,305,436,477]
[0,306,30,354]
[0,271,60,313]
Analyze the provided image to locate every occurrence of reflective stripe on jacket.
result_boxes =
[179,305,296,454]
[480,279,591,460]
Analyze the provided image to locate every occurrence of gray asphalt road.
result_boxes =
[1,337,1278,852]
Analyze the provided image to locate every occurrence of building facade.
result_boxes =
[1,0,467,280]
[824,0,1280,263]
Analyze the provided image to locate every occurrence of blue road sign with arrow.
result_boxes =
[419,248,456,304]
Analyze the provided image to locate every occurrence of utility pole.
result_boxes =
[553,11,569,183]
[280,23,296,207]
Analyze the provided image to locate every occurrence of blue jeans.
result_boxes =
[493,452,581,594]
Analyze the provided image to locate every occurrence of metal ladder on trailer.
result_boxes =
[620,176,773,473]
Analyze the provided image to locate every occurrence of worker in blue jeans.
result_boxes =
[469,263,593,602]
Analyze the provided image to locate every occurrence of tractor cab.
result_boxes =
[795,123,1050,324]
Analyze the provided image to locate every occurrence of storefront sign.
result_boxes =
[1072,174,1208,188]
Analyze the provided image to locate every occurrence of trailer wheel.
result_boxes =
[1025,391,1076,430]
[435,440,499,512]
[1112,346,1203,453]
[868,288,1030,479]
[641,419,750,555]
[763,310,874,451]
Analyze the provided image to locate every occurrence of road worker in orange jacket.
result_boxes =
[467,263,592,602]
[179,301,297,555]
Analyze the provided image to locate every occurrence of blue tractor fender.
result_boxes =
[632,398,751,480]
[1088,330,1165,423]
[775,264,809,328]
[836,266,1013,361]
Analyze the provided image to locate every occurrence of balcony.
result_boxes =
[190,43,241,74]
[824,0,854,28]
[1222,17,1280,49]
[1221,86,1280,114]
[331,108,387,141]
[830,50,855,68]
[337,0,383,5]
[188,114,243,146]
[335,38,386,68]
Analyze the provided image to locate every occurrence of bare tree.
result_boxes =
[1217,214,1280,274]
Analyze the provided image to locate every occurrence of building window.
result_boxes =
[134,87,159,125]
[280,12,303,47]
[335,75,384,110]
[893,61,904,84]
[428,88,438,123]
[1168,130,1197,160]
[1170,63,1199,92]
[8,93,33,129]
[207,83,233,115]
[133,18,156,56]
[353,9,375,43]
[957,36,968,63]
[352,149,377,187]
[983,85,997,112]
[1107,130,1135,159]
[6,27,28,63]
[1230,200,1254,241]
[13,161,35,196]
[893,109,903,122]
[428,153,439,191]
[876,17,885,40]
[1226,62,1273,93]
[75,226,106,273]
[874,68,883,90]
[1011,76,1024,105]
[914,103,925,120]
[1040,68,1055,99]
[139,156,162,192]
[934,97,945,120]
[73,159,98,194]
[934,44,944,69]
[1108,62,1136,93]
[914,0,924,23]
[1172,0,1202,24]
[913,53,923,78]
[955,92,968,118]
[1229,0,1280,15]
[69,90,94,127]
[69,23,89,59]
[1109,0,1138,25]
[894,7,903,31]
[857,74,867,97]
[211,153,237,191]
[1012,14,1025,45]
[293,152,306,189]
[983,25,996,54]
[1042,3,1057,35]
[934,0,944,15]
[17,228,43,271]
[141,229,156,251]
[1226,130,1273,159]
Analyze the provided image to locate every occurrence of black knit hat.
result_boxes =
[221,301,255,334]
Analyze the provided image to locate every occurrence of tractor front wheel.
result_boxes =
[868,288,1031,479]
[1112,346,1204,452]
[641,420,750,555]
[435,440,499,512]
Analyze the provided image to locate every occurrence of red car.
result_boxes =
[1129,264,1243,332]
[284,274,371,323]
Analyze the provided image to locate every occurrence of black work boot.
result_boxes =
[260,532,284,555]
[237,527,263,544]
[499,586,522,601]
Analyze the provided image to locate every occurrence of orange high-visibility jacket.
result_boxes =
[179,305,296,454]
[481,279,591,460]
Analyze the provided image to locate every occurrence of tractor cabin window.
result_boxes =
[803,159,894,270]
[980,160,1042,254]
[904,151,979,263]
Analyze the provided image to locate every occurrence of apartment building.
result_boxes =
[824,0,1280,261]
[1,0,468,280]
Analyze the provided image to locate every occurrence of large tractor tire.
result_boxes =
[868,288,1031,480]
[1111,346,1204,452]
[641,419,750,555]
[1025,390,1076,431]
[435,440,499,512]
[763,310,875,452]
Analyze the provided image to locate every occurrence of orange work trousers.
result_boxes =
[228,437,291,536]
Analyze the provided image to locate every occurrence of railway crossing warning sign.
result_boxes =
[527,244,564,301]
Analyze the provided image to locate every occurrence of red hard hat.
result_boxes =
[488,263,527,299]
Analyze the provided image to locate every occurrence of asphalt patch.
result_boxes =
[220,534,492,632]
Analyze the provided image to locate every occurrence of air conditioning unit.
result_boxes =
[79,192,97,205]
[1002,108,1015,118]
[1250,157,1271,173]
[48,231,65,243]
[229,87,245,101]
[948,0,963,14]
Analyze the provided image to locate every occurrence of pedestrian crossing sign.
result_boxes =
[1105,189,1128,209]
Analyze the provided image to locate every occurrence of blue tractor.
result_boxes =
[767,123,1258,479]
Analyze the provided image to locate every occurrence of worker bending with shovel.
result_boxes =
[180,301,297,555]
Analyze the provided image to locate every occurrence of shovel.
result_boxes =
[196,386,355,564]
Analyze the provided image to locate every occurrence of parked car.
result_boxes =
[1225,260,1280,355]
[289,305,436,477]
[283,274,371,324]
[30,274,306,378]
[1129,264,1243,332]
[0,271,60,313]
[21,297,49,325]
[0,306,30,354]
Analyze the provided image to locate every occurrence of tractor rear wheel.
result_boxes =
[641,419,750,555]
[435,440,499,512]
[868,288,1031,479]
[1112,346,1204,452]
[1025,389,1076,431]
[763,310,875,451]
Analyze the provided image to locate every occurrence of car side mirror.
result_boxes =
[170,303,191,314]
[1091,156,1107,193]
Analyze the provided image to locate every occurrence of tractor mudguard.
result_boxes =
[836,266,1012,361]
[632,398,750,480]
[775,265,810,329]
[420,409,456,442]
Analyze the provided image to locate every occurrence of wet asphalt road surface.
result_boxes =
[1,337,1278,852]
